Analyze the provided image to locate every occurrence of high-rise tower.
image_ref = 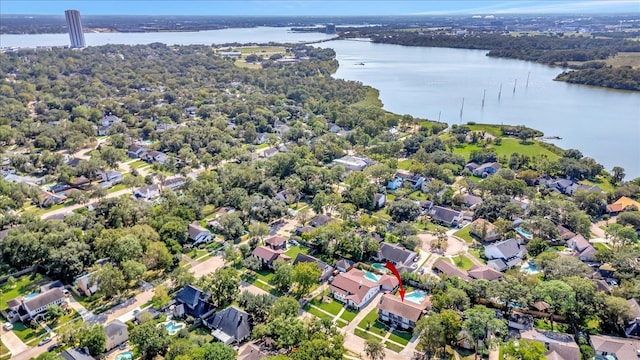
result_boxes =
[65,10,86,48]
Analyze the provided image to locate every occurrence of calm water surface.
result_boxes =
[1,29,638,177]
[322,40,640,178]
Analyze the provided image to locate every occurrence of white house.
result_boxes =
[104,320,129,352]
[6,288,66,321]
[329,268,399,310]
[134,184,160,200]
[76,272,98,296]
[485,239,527,272]
[188,222,212,246]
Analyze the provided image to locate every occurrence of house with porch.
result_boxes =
[206,306,251,345]
[251,246,290,270]
[127,145,147,159]
[377,293,431,331]
[472,162,501,177]
[187,222,212,246]
[484,239,527,272]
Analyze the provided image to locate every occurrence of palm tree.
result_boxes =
[364,339,385,360]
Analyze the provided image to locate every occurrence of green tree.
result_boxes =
[364,338,386,360]
[91,263,127,298]
[462,305,507,359]
[270,296,300,320]
[611,166,625,184]
[191,342,236,360]
[602,295,634,331]
[78,324,107,357]
[534,280,576,330]
[152,285,171,308]
[170,265,195,290]
[242,256,262,271]
[504,339,546,360]
[46,304,64,323]
[271,260,293,293]
[198,267,240,308]
[130,321,171,360]
[121,259,146,283]
[387,199,421,222]
[292,261,322,297]
[248,222,270,244]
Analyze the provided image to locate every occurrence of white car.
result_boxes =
[3,322,13,331]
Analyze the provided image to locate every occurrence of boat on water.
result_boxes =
[355,62,365,66]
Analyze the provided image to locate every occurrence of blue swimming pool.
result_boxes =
[515,227,533,240]
[115,351,133,360]
[363,272,380,282]
[520,261,541,275]
[164,320,185,335]
[404,290,427,304]
[23,292,39,300]
[371,263,389,272]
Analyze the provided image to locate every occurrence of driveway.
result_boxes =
[0,327,29,357]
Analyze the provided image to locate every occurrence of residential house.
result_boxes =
[310,214,334,227]
[70,176,91,189]
[469,218,501,242]
[98,170,123,185]
[378,293,431,330]
[104,320,129,352]
[473,162,501,177]
[275,189,296,204]
[387,176,403,190]
[75,272,98,297]
[467,265,503,281]
[419,200,434,214]
[265,236,287,251]
[188,222,212,246]
[101,114,120,127]
[50,182,70,194]
[465,162,479,173]
[607,196,640,214]
[174,285,215,319]
[127,145,147,159]
[60,348,96,360]
[327,123,342,133]
[273,120,290,136]
[626,298,640,338]
[432,258,471,282]
[374,193,386,210]
[162,177,186,191]
[97,125,110,136]
[40,190,67,208]
[557,225,576,241]
[375,242,418,272]
[590,335,640,360]
[146,150,169,164]
[255,132,268,145]
[206,306,251,345]
[331,155,373,172]
[251,246,290,270]
[335,259,354,273]
[510,198,529,211]
[261,148,279,158]
[134,184,160,200]
[566,234,596,262]
[392,171,425,191]
[508,312,533,330]
[6,288,66,321]
[520,329,581,360]
[329,268,399,309]
[429,206,462,227]
[238,343,269,360]
[293,253,334,282]
[484,239,527,272]
[463,193,483,209]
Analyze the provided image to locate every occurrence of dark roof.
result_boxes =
[487,259,508,272]
[430,206,461,224]
[265,236,286,247]
[105,320,128,337]
[252,246,281,262]
[24,288,65,312]
[463,193,483,206]
[175,285,212,318]
[377,242,416,266]
[378,293,428,323]
[432,259,471,282]
[311,214,333,227]
[293,253,333,274]
[40,280,64,292]
[60,348,96,360]
[467,265,502,281]
[207,306,251,343]
[188,222,209,240]
[335,258,354,271]
[162,177,186,187]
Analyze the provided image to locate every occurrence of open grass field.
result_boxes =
[234,60,262,69]
[235,46,286,54]
[453,138,561,161]
[453,226,474,243]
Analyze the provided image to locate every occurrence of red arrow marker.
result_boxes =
[384,261,406,302]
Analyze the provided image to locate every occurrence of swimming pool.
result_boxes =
[371,263,389,273]
[520,261,541,275]
[363,271,380,282]
[115,351,133,360]
[404,290,427,304]
[164,320,185,335]
[515,227,533,240]
[23,292,39,300]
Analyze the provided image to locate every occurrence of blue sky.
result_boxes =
[1,1,638,15]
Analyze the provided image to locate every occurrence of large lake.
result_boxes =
[321,40,640,178]
[1,28,638,177]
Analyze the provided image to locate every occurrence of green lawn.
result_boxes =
[0,339,9,358]
[452,138,560,162]
[190,326,214,343]
[310,297,344,316]
[468,249,487,264]
[128,160,148,169]
[466,123,503,137]
[255,269,275,282]
[284,245,308,259]
[357,309,381,330]
[593,242,609,251]
[354,328,380,343]
[534,318,569,332]
[580,177,615,193]
[46,309,80,329]
[398,159,413,170]
[340,309,357,322]
[235,46,286,54]
[1,274,47,309]
[255,143,270,150]
[385,341,404,353]
[389,329,412,345]
[12,321,47,345]
[352,88,383,108]
[373,208,391,220]
[304,304,332,319]
[386,194,396,201]
[453,226,474,243]
[451,255,475,271]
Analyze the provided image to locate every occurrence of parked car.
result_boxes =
[3,322,13,330]
[47,343,60,352]
[38,337,52,346]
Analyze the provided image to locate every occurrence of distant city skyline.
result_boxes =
[1,0,639,16]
